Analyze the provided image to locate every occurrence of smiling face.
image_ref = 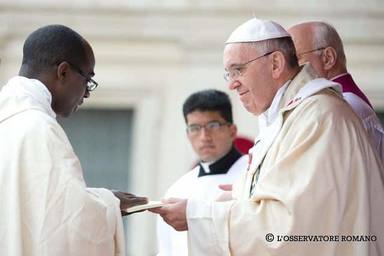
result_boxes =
[223,43,277,115]
[186,110,236,162]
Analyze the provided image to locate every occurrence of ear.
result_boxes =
[271,51,285,80]
[229,124,237,140]
[322,47,337,71]
[56,61,70,82]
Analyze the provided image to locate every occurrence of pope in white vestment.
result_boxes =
[186,65,384,256]
[0,76,125,256]
[148,18,384,256]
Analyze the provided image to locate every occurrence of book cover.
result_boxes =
[125,201,165,213]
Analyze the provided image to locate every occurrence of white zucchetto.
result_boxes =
[226,18,290,44]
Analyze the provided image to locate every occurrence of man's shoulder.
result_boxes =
[343,92,376,118]
[285,89,361,129]
[4,109,67,147]
[165,167,200,197]
[229,154,248,173]
[15,109,59,133]
[304,89,351,114]
[179,168,200,182]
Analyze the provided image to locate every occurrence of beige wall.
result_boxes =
[1,1,383,255]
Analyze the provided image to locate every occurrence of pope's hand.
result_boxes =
[149,198,188,231]
[112,191,148,216]
[218,184,232,191]
[216,184,233,201]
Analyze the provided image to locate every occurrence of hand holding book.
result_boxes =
[125,201,165,214]
[112,191,149,215]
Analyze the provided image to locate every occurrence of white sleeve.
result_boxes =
[187,199,234,256]
[23,118,125,256]
[343,92,384,163]
[156,215,173,256]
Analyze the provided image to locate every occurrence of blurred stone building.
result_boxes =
[1,1,383,255]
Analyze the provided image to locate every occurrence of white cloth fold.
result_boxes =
[0,76,125,256]
[157,155,248,256]
[186,65,384,256]
[343,92,384,164]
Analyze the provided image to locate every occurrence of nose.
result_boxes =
[199,127,212,140]
[84,89,90,98]
[228,80,241,91]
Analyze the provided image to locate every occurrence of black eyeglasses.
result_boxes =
[67,62,99,91]
[186,121,230,135]
[223,51,274,82]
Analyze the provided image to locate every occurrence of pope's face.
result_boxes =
[223,43,276,115]
[186,111,236,162]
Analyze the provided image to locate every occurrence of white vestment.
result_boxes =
[186,65,384,256]
[0,76,125,256]
[157,153,248,256]
[343,92,384,164]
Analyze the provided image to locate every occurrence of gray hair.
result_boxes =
[251,37,299,69]
[312,22,346,66]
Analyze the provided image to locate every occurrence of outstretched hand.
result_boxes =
[218,184,232,191]
[112,191,148,216]
[216,183,233,202]
[149,198,188,231]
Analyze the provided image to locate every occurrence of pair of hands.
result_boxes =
[149,184,233,231]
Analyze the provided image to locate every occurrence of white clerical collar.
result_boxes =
[200,161,213,174]
[259,81,290,128]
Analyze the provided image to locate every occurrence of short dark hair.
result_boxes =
[182,89,233,123]
[21,24,88,73]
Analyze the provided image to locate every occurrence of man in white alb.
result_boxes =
[0,25,147,256]
[156,89,248,256]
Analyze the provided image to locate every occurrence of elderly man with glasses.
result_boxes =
[288,21,384,163]
[151,18,384,256]
[0,25,147,256]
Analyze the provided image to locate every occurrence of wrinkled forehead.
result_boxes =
[223,43,259,68]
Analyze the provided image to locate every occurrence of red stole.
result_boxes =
[332,73,373,108]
